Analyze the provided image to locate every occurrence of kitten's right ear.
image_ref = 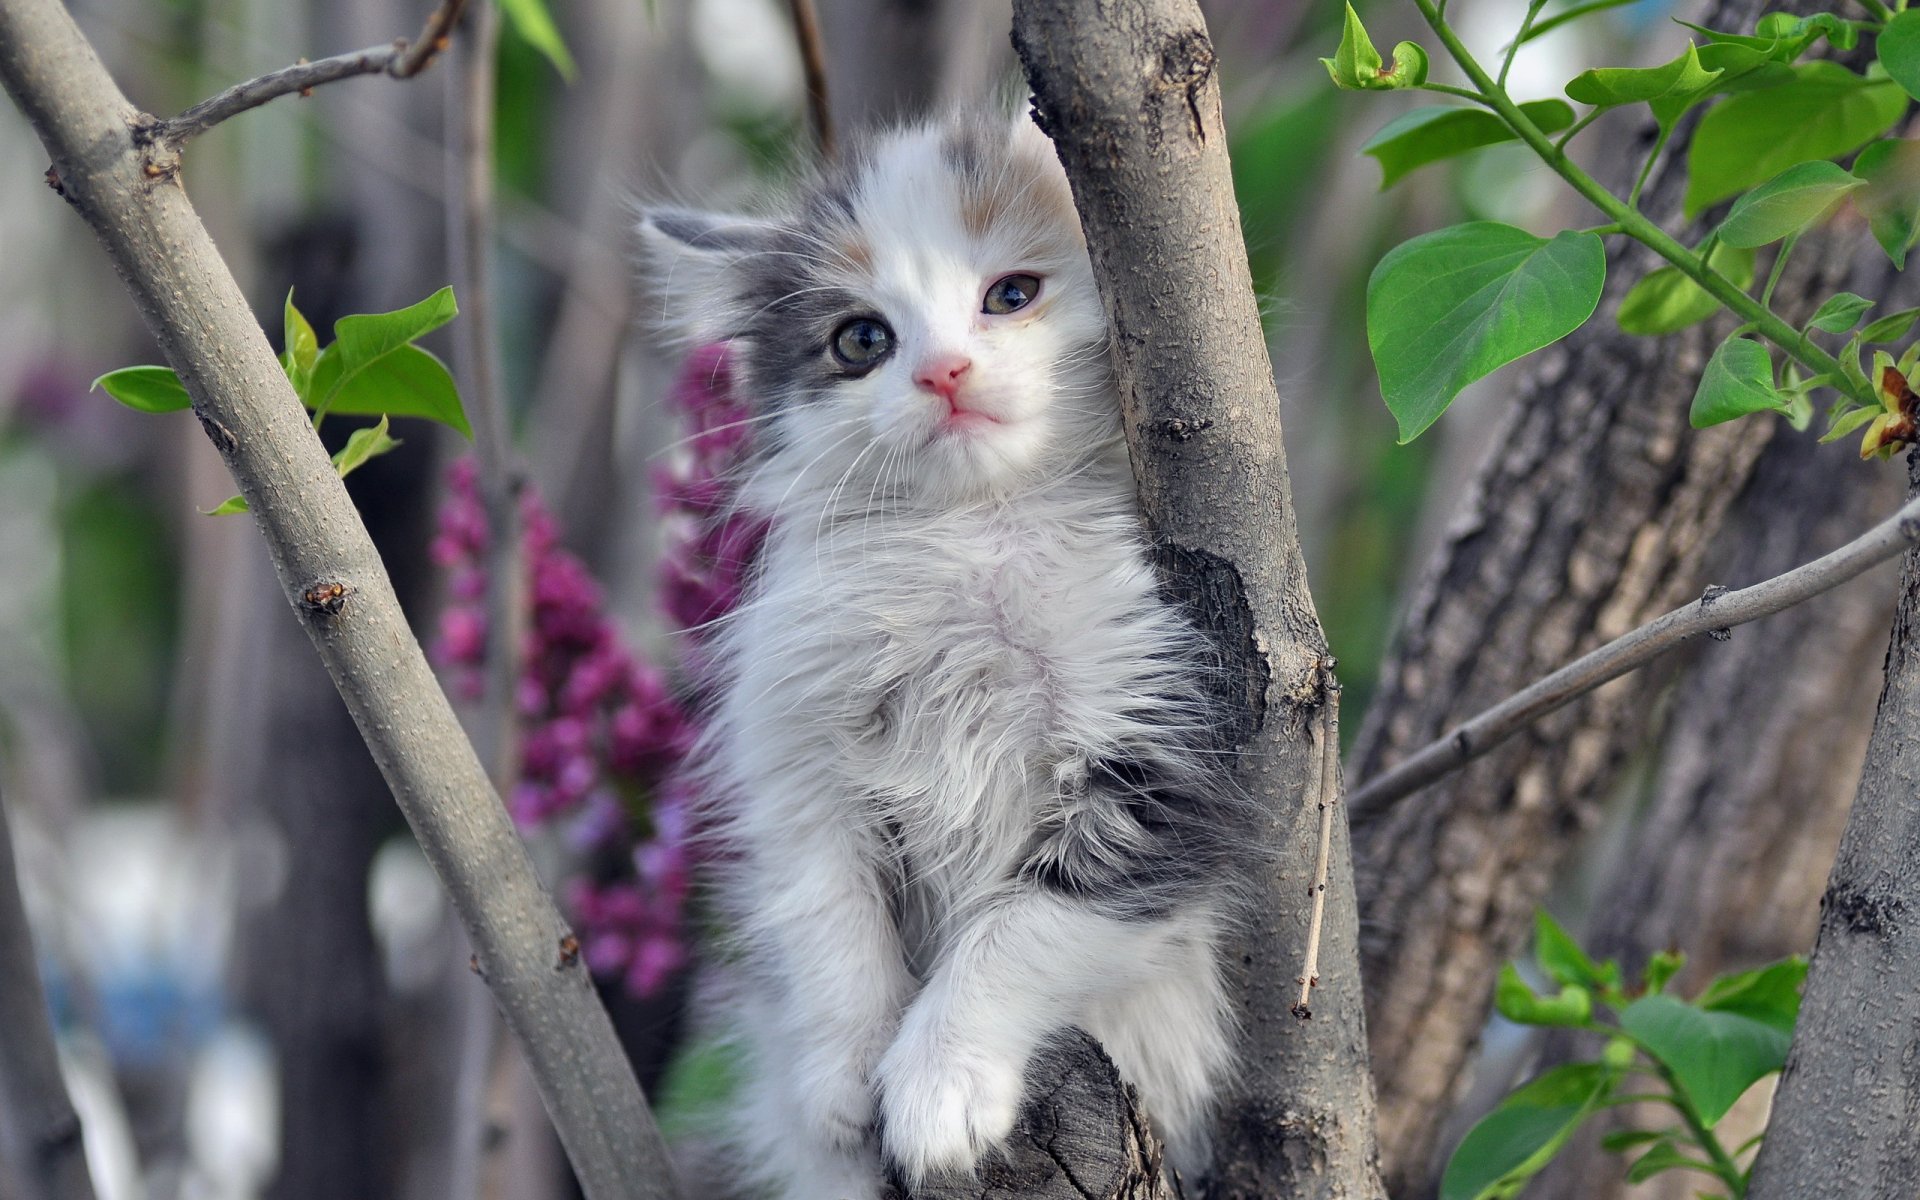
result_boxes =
[638,207,779,335]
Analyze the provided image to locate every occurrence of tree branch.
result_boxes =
[0,3,679,1197]
[148,0,470,148]
[785,0,835,160]
[0,787,97,1200]
[1012,3,1383,1195]
[1348,493,1920,820]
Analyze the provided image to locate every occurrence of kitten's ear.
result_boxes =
[638,207,778,336]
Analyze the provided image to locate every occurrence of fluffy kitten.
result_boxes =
[642,113,1251,1200]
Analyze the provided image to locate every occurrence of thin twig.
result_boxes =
[444,0,525,791]
[1293,661,1341,1021]
[785,0,835,160]
[151,0,470,147]
[1348,493,1920,820]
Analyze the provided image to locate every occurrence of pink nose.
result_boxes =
[913,355,972,403]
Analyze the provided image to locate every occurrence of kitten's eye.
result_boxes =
[830,317,894,370]
[983,273,1042,315]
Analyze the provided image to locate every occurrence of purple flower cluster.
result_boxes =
[430,343,760,997]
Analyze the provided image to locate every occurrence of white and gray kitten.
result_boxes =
[642,113,1252,1200]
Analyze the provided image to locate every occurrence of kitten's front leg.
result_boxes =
[741,817,913,1149]
[874,891,1177,1183]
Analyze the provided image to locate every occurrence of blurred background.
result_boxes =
[0,0,1899,1198]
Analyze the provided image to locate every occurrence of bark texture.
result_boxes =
[1747,452,1920,1200]
[1013,3,1382,1196]
[1529,421,1902,1200]
[0,789,96,1200]
[1344,0,1852,1186]
[0,4,678,1198]
[907,1034,1175,1200]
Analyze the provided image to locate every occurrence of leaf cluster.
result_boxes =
[1331,0,1920,457]
[1443,912,1806,1200]
[94,287,470,514]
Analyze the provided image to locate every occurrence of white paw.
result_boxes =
[874,1027,1024,1183]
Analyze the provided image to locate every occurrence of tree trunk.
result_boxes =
[1344,0,1855,1187]
[1526,412,1904,1200]
[1014,3,1382,1196]
[1747,453,1920,1198]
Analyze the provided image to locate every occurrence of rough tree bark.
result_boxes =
[0,4,679,1198]
[0,787,97,1200]
[1014,3,1383,1197]
[1747,452,1920,1198]
[1343,0,1858,1187]
[1528,419,1902,1200]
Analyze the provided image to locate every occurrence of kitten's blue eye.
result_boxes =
[831,317,894,370]
[983,273,1041,315]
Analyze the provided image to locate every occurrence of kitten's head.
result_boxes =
[641,114,1112,506]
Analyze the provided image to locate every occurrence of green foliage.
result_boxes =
[1716,161,1864,248]
[1617,243,1756,336]
[498,0,577,80]
[1327,0,1920,456]
[1362,101,1575,189]
[1691,336,1789,428]
[1366,223,1604,443]
[95,287,468,515]
[1440,910,1806,1199]
[1684,62,1904,217]
[1322,4,1428,90]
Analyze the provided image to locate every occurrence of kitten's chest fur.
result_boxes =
[727,464,1185,915]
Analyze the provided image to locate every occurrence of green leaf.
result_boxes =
[1599,1129,1670,1154]
[1685,61,1906,217]
[1620,993,1792,1124]
[1822,403,1881,442]
[1322,3,1383,89]
[1380,42,1430,89]
[1717,160,1864,247]
[1534,910,1619,992]
[1644,949,1687,992]
[1809,292,1875,333]
[284,290,318,396]
[1368,223,1605,442]
[1566,43,1720,108]
[1755,10,1862,53]
[1439,1063,1615,1200]
[1878,10,1920,102]
[203,494,249,516]
[1496,964,1594,1025]
[317,343,470,438]
[1853,139,1920,269]
[498,0,577,79]
[1625,1141,1718,1183]
[1859,305,1920,343]
[1695,957,1807,1034]
[92,365,192,414]
[1691,335,1788,427]
[1616,243,1757,335]
[331,415,402,480]
[1362,101,1577,189]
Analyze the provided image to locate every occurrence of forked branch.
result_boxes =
[150,0,470,147]
[1349,494,1920,819]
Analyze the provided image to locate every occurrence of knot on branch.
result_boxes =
[299,581,354,617]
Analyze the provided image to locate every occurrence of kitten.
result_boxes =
[642,112,1252,1200]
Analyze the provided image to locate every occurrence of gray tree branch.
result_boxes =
[1347,492,1920,818]
[153,0,470,147]
[1012,2,1383,1195]
[1747,453,1920,1200]
[0,787,96,1200]
[0,3,679,1197]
